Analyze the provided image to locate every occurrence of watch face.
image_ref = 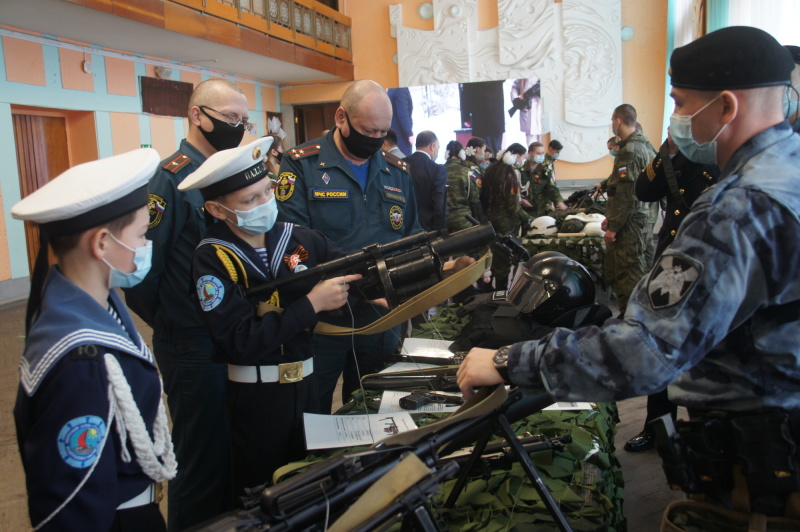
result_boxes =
[494,347,509,367]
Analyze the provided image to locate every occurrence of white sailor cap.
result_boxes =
[179,137,274,200]
[12,148,159,236]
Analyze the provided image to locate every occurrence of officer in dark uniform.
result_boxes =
[123,78,252,530]
[180,137,360,498]
[275,80,424,412]
[459,27,800,526]
[621,132,719,452]
[12,149,176,531]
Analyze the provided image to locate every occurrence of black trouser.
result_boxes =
[110,503,166,532]
[644,389,678,429]
[153,334,232,531]
[227,375,320,498]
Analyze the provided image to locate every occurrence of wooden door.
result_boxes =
[12,114,70,275]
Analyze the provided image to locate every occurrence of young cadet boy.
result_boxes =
[11,149,177,531]
[179,137,362,499]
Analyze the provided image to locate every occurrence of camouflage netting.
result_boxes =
[277,391,625,531]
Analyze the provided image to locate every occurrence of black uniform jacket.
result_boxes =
[192,221,346,365]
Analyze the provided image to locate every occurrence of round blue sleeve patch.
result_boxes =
[57,415,107,469]
[197,275,225,311]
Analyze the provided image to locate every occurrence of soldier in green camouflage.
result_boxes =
[444,141,481,232]
[602,104,656,316]
[530,140,568,217]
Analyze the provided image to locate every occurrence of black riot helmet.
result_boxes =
[507,252,595,324]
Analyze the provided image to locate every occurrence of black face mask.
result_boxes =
[272,149,283,164]
[341,111,385,159]
[198,107,246,151]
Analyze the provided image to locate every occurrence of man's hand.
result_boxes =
[600,218,609,231]
[520,198,533,208]
[308,274,362,313]
[457,348,504,399]
[604,229,617,245]
[443,256,474,278]
[555,201,568,211]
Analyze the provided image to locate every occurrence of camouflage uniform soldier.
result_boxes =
[530,160,565,217]
[602,104,656,315]
[459,27,800,525]
[444,151,480,233]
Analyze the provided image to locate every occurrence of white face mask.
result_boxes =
[219,196,278,236]
[533,154,545,165]
[670,94,728,166]
[103,233,153,289]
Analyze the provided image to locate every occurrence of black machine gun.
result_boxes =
[246,222,528,308]
[508,80,541,117]
[189,388,575,532]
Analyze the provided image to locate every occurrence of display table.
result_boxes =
[276,390,624,532]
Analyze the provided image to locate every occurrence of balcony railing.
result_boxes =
[179,0,351,61]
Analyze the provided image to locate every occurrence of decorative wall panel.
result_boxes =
[391,0,622,163]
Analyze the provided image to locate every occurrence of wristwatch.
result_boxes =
[493,346,511,383]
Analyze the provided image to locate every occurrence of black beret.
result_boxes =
[786,45,800,64]
[670,26,793,90]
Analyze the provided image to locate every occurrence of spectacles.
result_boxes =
[200,106,256,134]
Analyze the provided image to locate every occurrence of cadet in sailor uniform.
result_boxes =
[180,137,362,498]
[12,149,176,531]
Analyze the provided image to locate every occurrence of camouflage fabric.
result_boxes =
[508,124,800,414]
[409,303,469,340]
[276,391,624,532]
[531,156,565,217]
[445,159,481,232]
[488,170,532,289]
[604,130,657,314]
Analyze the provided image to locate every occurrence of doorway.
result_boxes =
[11,107,98,275]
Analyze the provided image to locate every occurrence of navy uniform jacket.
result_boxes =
[403,151,448,231]
[15,268,160,530]
[636,143,719,257]
[123,140,208,336]
[508,123,800,413]
[275,130,424,254]
[192,222,345,365]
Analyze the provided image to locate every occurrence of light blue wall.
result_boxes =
[0,34,278,283]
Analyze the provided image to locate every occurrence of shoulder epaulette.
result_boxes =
[382,151,410,173]
[288,144,322,161]
[162,153,192,174]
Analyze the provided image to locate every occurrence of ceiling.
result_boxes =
[0,0,340,84]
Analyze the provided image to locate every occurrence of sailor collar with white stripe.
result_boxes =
[198,222,294,279]
[20,267,153,396]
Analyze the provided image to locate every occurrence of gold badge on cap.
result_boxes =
[252,147,262,160]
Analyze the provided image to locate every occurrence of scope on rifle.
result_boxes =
[247,223,497,308]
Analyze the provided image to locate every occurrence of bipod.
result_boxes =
[441,387,574,532]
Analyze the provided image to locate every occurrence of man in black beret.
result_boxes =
[458,26,800,527]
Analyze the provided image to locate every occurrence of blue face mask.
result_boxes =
[551,153,560,160]
[104,234,153,289]
[219,196,278,236]
[784,84,799,126]
[609,150,617,158]
[533,154,545,165]
[479,161,490,171]
[669,94,728,165]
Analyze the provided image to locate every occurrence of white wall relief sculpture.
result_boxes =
[391,0,622,163]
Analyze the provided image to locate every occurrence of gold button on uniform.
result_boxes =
[670,230,677,236]
[674,210,681,216]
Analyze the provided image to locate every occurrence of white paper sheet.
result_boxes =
[399,337,454,358]
[377,390,464,414]
[303,412,417,450]
[543,402,594,411]
[379,361,439,373]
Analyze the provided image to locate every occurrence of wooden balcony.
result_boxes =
[66,0,354,79]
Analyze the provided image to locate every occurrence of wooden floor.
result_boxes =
[0,297,683,531]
